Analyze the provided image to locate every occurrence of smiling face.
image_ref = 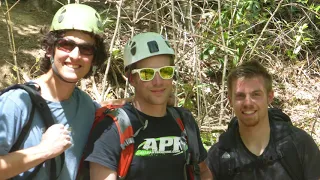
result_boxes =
[229,76,274,128]
[130,55,173,107]
[52,30,95,82]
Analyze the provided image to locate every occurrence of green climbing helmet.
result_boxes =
[123,32,175,69]
[50,4,103,34]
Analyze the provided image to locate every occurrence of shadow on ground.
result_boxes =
[0,1,54,89]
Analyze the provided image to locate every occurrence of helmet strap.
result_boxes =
[50,56,78,84]
[92,65,97,75]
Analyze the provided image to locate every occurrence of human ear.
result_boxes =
[128,74,137,86]
[267,90,274,104]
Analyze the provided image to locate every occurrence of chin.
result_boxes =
[240,119,259,127]
[61,75,81,82]
[148,98,167,105]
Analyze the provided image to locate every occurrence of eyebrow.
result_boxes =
[235,89,263,95]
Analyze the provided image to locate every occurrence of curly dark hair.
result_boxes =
[40,29,108,78]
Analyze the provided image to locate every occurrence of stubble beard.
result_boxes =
[239,116,260,128]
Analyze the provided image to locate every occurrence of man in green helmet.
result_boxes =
[85,32,213,180]
[0,4,117,180]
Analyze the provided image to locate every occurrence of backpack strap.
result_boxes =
[106,108,135,180]
[219,111,303,180]
[271,120,303,180]
[101,106,202,180]
[168,107,201,180]
[2,82,60,180]
[217,121,238,180]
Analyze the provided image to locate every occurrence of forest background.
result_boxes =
[0,0,319,148]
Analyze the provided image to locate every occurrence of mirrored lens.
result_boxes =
[139,68,155,81]
[159,66,174,79]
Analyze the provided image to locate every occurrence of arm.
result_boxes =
[85,118,121,180]
[205,144,220,180]
[0,124,71,179]
[0,145,48,179]
[90,162,117,180]
[199,161,213,180]
[297,129,320,180]
[186,110,212,180]
[0,91,72,179]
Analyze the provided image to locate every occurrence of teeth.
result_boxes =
[243,111,255,114]
[66,64,80,68]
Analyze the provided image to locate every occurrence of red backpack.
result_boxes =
[78,104,201,180]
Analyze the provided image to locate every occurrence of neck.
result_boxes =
[238,117,270,156]
[132,99,167,117]
[35,69,76,101]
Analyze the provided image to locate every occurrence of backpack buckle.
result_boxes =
[193,164,200,175]
[120,138,134,150]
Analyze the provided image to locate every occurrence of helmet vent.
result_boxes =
[130,41,136,55]
[147,41,159,53]
[165,41,171,48]
[95,13,103,29]
[58,8,66,23]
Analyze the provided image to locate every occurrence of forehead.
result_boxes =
[136,55,172,68]
[232,76,266,93]
[63,30,95,44]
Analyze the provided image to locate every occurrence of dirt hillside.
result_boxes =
[0,1,53,88]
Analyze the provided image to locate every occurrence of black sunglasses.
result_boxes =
[55,38,96,56]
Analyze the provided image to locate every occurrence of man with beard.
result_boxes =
[205,60,320,180]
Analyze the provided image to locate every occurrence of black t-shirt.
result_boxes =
[206,121,320,180]
[85,104,207,180]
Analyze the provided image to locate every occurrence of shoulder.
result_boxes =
[93,105,135,135]
[0,88,32,110]
[271,121,317,149]
[290,125,316,145]
[207,143,221,156]
[271,120,307,139]
[73,87,96,108]
[173,106,192,115]
[73,87,94,102]
[170,107,196,123]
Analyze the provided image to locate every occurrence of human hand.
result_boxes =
[100,97,133,107]
[39,124,71,160]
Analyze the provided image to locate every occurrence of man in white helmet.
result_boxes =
[0,4,125,180]
[85,32,213,180]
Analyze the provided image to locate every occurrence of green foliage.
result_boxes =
[111,48,121,58]
[200,132,216,150]
[200,45,216,61]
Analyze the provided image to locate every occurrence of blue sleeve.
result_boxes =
[85,116,121,171]
[0,90,32,154]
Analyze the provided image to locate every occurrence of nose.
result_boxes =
[152,72,163,86]
[243,95,254,106]
[69,46,81,59]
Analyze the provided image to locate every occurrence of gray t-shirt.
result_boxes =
[0,87,98,180]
